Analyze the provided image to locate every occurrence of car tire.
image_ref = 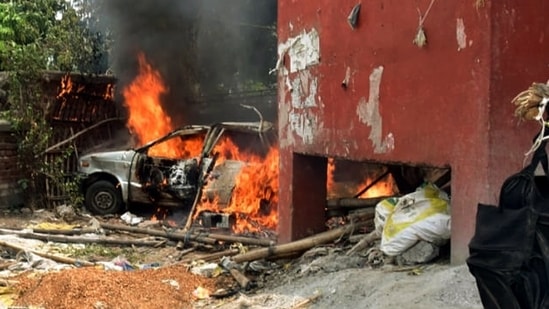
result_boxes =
[85,180,123,215]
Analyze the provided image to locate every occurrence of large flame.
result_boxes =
[327,159,396,198]
[123,52,278,233]
[196,138,279,233]
[123,53,200,158]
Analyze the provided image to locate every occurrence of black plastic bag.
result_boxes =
[467,136,549,309]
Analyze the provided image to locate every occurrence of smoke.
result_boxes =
[99,0,277,126]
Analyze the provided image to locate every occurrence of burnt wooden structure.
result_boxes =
[42,71,126,208]
[0,120,24,209]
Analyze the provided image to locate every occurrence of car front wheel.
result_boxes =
[85,180,123,215]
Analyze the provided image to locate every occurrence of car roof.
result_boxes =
[135,121,275,153]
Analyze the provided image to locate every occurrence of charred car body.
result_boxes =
[78,122,275,215]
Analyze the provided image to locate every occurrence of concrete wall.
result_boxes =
[276,0,549,263]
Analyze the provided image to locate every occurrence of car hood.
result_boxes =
[80,150,136,163]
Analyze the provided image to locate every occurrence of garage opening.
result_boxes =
[325,158,452,263]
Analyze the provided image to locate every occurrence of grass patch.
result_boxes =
[58,244,143,264]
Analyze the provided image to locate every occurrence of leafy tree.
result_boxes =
[0,0,108,209]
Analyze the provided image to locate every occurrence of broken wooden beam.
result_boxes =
[16,232,163,247]
[346,230,381,256]
[31,228,100,235]
[100,223,274,247]
[182,248,240,264]
[41,117,122,156]
[176,247,196,261]
[326,196,392,210]
[201,232,275,247]
[231,221,368,263]
[0,228,164,247]
[99,223,217,245]
[229,268,252,290]
[348,207,375,222]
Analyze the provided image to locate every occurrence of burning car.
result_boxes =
[78,121,276,216]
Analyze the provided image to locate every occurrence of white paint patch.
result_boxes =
[456,18,467,51]
[287,70,322,145]
[356,66,394,154]
[272,28,320,74]
[288,111,319,145]
[291,71,318,108]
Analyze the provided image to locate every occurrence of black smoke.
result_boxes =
[99,0,277,126]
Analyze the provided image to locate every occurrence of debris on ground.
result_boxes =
[0,194,481,309]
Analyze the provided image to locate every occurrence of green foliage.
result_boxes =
[58,243,142,264]
[0,0,109,72]
[0,0,108,209]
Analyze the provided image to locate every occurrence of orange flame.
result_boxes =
[123,53,202,158]
[104,83,115,100]
[357,174,396,198]
[327,159,396,199]
[57,74,73,99]
[195,137,279,233]
[123,52,279,233]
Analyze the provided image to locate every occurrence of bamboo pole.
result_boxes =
[41,117,122,156]
[326,196,391,209]
[0,240,94,267]
[202,232,275,247]
[100,223,273,247]
[181,248,240,264]
[0,228,164,247]
[31,228,100,235]
[99,223,217,245]
[231,221,366,263]
[346,230,381,256]
[17,232,163,247]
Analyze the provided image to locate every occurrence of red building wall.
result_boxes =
[276,0,549,263]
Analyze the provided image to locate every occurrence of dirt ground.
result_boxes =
[0,208,483,309]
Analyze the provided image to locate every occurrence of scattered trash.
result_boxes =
[139,262,161,270]
[191,262,223,278]
[162,279,180,290]
[0,285,16,308]
[120,212,144,226]
[55,204,77,222]
[30,222,76,231]
[111,256,134,271]
[193,286,210,300]
[88,218,102,232]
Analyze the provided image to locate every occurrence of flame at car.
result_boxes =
[197,137,279,234]
[123,52,279,234]
[123,53,202,158]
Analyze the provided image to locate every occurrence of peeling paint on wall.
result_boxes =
[276,28,323,148]
[291,71,317,108]
[456,18,467,51]
[288,110,319,145]
[287,70,323,145]
[356,66,394,154]
[272,28,320,74]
